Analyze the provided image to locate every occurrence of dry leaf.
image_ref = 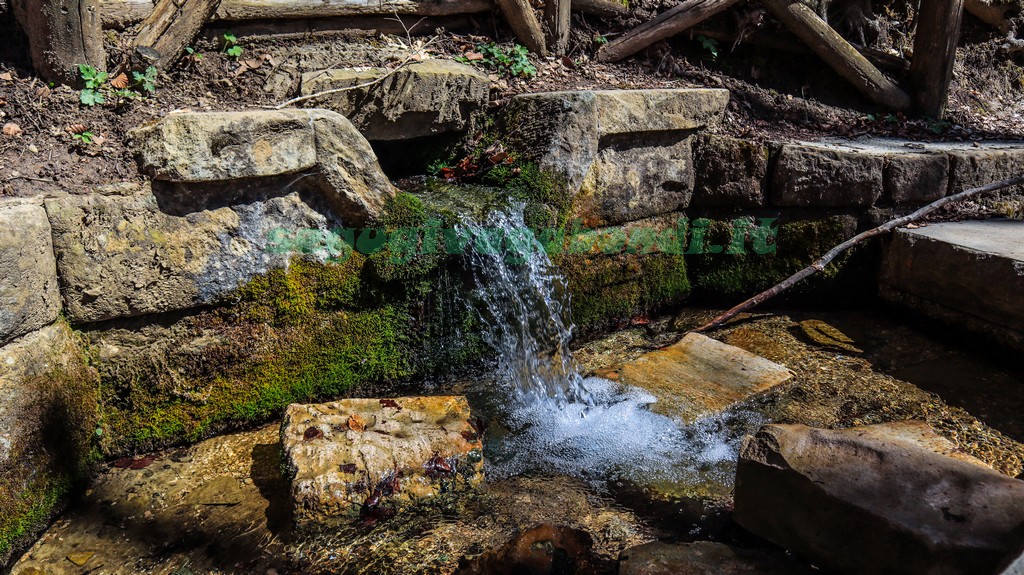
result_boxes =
[347,414,367,432]
[465,52,484,61]
[2,123,22,137]
[110,72,129,89]
[66,123,87,135]
[0,72,12,81]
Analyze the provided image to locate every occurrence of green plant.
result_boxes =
[77,64,107,106]
[72,131,95,145]
[593,34,609,46]
[185,46,203,60]
[222,32,243,59]
[132,66,158,94]
[468,42,537,78]
[926,117,951,134]
[697,35,719,59]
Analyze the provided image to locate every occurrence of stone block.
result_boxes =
[282,396,484,527]
[0,202,60,345]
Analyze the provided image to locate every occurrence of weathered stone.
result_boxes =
[132,109,396,225]
[884,152,948,204]
[0,323,92,466]
[619,333,793,423]
[692,135,769,207]
[772,142,884,207]
[947,146,1024,197]
[501,89,728,226]
[46,185,332,323]
[618,541,815,575]
[300,60,490,140]
[282,396,484,527]
[132,110,318,182]
[734,422,1024,575]
[880,219,1024,352]
[0,202,60,346]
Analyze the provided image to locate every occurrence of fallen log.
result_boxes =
[761,0,910,110]
[909,0,964,118]
[495,0,547,54]
[574,0,627,18]
[694,174,1024,333]
[134,0,222,69]
[11,0,105,83]
[596,0,741,63]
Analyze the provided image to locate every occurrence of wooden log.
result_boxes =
[201,14,473,39]
[495,0,546,54]
[545,0,571,54]
[573,0,626,18]
[135,0,222,68]
[761,0,910,110]
[596,0,741,63]
[910,0,964,118]
[12,0,106,83]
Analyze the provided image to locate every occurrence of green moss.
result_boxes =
[0,475,69,561]
[481,162,571,228]
[557,252,690,333]
[687,215,873,303]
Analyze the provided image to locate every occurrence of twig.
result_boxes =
[694,174,1024,333]
[270,57,415,109]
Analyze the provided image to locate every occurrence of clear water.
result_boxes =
[458,206,762,489]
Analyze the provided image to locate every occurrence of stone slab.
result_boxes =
[300,59,490,141]
[619,541,815,575]
[880,219,1024,350]
[0,202,61,345]
[282,396,484,527]
[619,333,793,423]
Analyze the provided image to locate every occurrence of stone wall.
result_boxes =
[3,84,1024,566]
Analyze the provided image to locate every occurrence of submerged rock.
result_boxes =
[300,60,490,140]
[619,332,794,423]
[734,422,1024,575]
[456,524,602,575]
[282,396,484,529]
[618,541,814,575]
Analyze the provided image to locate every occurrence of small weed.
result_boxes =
[926,117,951,134]
[593,34,609,46]
[460,42,536,78]
[223,33,243,59]
[185,46,203,60]
[77,64,107,106]
[132,66,158,94]
[72,131,95,145]
[697,35,719,59]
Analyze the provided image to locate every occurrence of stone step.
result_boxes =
[619,332,794,424]
[880,218,1024,351]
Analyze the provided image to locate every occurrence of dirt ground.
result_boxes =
[0,0,1022,199]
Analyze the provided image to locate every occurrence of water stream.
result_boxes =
[457,205,759,490]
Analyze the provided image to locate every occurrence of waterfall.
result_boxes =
[457,204,760,485]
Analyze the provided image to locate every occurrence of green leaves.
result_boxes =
[79,89,105,106]
[468,42,537,78]
[72,131,95,145]
[78,64,108,106]
[697,35,719,60]
[132,66,158,94]
[223,32,243,59]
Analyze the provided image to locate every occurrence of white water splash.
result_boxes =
[460,205,763,486]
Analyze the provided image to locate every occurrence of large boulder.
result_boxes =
[299,59,490,141]
[500,89,728,227]
[734,422,1024,575]
[282,396,484,529]
[131,109,396,225]
[0,202,60,346]
[46,184,334,323]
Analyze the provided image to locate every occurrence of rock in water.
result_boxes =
[456,524,600,575]
[619,332,794,423]
[734,422,1024,575]
[618,541,815,575]
[281,396,484,529]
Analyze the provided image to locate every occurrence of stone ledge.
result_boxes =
[0,202,61,346]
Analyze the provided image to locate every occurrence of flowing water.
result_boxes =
[456,205,761,490]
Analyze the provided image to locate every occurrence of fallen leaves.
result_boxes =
[347,414,367,432]
[2,122,22,137]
